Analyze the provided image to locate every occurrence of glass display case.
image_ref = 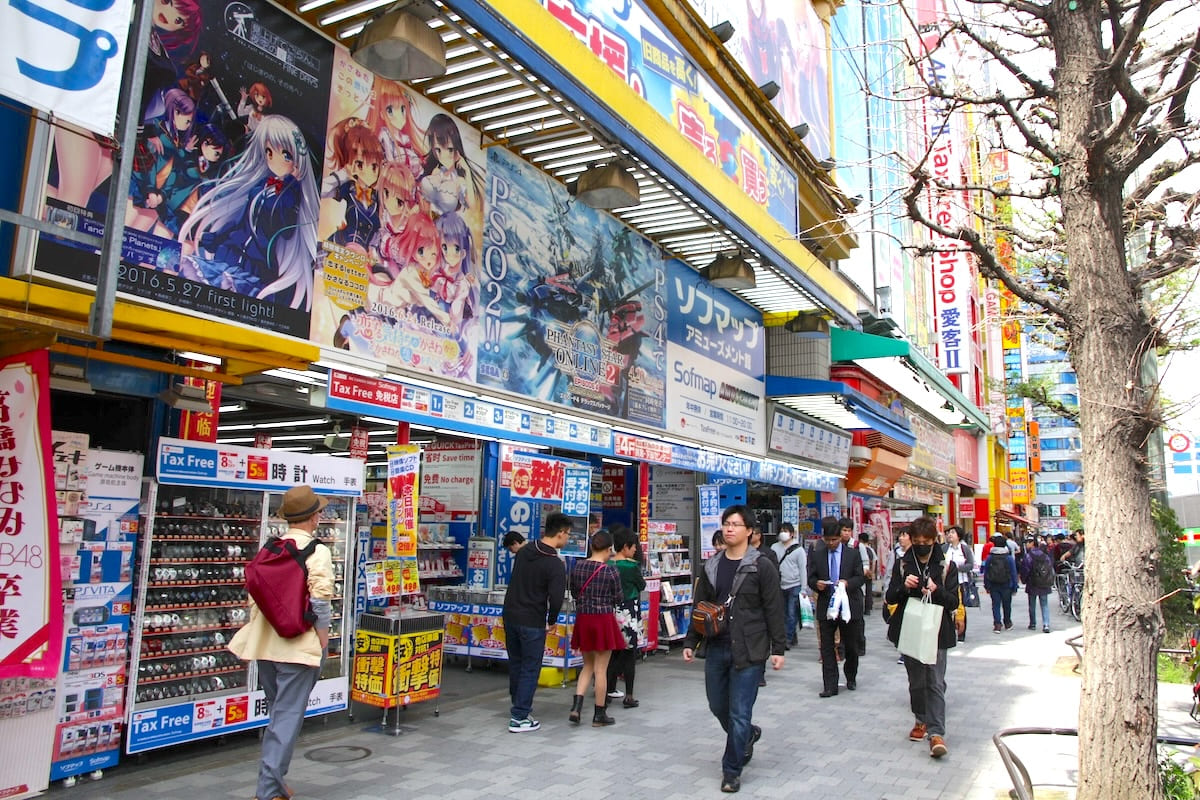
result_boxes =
[125,437,363,754]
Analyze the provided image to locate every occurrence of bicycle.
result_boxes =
[1064,564,1084,621]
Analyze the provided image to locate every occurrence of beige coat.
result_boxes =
[228,529,334,667]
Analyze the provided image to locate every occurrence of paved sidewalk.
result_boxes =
[51,598,1197,800]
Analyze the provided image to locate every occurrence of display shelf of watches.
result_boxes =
[155,522,258,537]
[154,515,261,523]
[150,565,245,582]
[144,601,246,612]
[144,623,243,636]
[140,641,232,658]
[135,674,246,702]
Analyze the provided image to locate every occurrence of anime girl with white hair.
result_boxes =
[178,115,318,310]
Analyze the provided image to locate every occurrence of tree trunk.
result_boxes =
[1052,4,1164,798]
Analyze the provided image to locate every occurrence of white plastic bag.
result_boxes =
[897,594,942,664]
[828,583,852,622]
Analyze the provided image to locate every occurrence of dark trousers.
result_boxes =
[989,585,1014,627]
[863,579,874,613]
[606,647,638,696]
[703,641,762,778]
[818,616,860,692]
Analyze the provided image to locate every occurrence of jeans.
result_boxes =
[505,621,546,720]
[903,648,948,736]
[256,660,319,800]
[703,640,762,777]
[781,585,801,642]
[989,585,1013,626]
[1028,593,1050,628]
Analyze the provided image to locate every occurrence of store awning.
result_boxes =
[829,328,990,432]
[995,508,1038,527]
[765,375,916,449]
[0,277,317,380]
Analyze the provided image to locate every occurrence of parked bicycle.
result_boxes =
[1056,564,1084,621]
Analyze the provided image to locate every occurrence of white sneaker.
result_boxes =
[508,716,541,733]
[607,689,625,699]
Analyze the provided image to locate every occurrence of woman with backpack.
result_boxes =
[981,534,1018,632]
[1019,535,1055,632]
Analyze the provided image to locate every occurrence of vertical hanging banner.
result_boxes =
[385,444,420,594]
[179,364,220,442]
[697,483,721,560]
[0,349,63,679]
[0,0,133,136]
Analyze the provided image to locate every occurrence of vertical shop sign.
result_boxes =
[697,483,721,560]
[385,445,420,580]
[0,0,132,136]
[0,349,63,679]
[780,495,800,528]
[496,449,592,558]
[349,426,369,461]
[179,365,220,443]
[33,0,335,338]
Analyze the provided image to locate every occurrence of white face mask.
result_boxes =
[778,532,791,543]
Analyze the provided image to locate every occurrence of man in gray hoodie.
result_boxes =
[770,523,807,648]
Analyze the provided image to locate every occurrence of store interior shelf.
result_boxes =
[661,600,693,608]
[139,644,235,660]
[144,601,245,612]
[135,664,243,685]
[417,544,464,550]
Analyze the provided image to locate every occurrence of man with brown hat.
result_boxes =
[229,485,333,800]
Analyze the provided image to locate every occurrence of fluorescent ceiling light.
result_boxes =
[262,368,323,386]
[218,402,245,413]
[218,418,328,432]
[602,457,632,466]
[177,350,222,365]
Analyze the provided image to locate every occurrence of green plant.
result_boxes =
[1159,748,1200,800]
[1157,653,1191,684]
[1154,501,1192,646]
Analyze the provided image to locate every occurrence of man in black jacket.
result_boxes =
[501,513,569,733]
[807,516,865,697]
[885,515,959,759]
[683,504,786,794]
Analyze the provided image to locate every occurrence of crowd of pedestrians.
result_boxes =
[493,506,1081,794]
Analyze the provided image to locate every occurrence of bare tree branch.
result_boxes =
[1122,30,1200,175]
[904,169,1068,318]
[950,20,1056,99]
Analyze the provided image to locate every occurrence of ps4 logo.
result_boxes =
[10,0,120,91]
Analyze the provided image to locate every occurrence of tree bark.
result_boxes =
[1051,3,1164,798]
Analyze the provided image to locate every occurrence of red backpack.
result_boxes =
[245,537,319,638]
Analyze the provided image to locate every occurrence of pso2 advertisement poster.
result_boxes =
[479,146,666,426]
[35,0,335,337]
[310,50,487,380]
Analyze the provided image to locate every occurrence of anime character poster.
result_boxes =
[309,50,485,380]
[34,0,334,338]
[689,0,832,161]
[664,258,767,454]
[479,146,666,427]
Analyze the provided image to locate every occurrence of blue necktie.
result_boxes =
[830,547,839,582]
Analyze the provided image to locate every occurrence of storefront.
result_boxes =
[1,0,869,793]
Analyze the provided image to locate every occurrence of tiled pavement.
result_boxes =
[52,598,1198,800]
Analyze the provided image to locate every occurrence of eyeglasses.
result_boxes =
[722,521,747,528]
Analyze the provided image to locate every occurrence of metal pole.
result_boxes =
[89,0,153,340]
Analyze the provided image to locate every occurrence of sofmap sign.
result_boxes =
[0,0,133,136]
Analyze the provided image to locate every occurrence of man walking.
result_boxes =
[858,532,878,614]
[807,516,865,697]
[683,504,786,794]
[771,523,807,648]
[982,534,1019,632]
[229,485,333,800]
[501,512,569,732]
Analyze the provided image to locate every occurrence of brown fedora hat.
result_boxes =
[278,485,329,522]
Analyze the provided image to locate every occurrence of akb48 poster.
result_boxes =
[34,0,335,338]
[308,50,486,379]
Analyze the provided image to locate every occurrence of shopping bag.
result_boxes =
[897,595,943,665]
[799,594,815,627]
[963,579,980,608]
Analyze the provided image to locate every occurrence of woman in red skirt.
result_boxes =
[568,529,624,726]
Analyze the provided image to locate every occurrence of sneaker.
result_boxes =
[1043,626,1051,633]
[897,655,905,664]
[606,689,624,699]
[508,716,540,733]
[929,735,948,758]
[743,725,762,766]
[993,623,1002,633]
[1004,622,1013,630]
[720,774,741,793]
[908,722,927,741]
[1027,624,1036,630]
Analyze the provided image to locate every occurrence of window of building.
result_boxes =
[1174,465,1194,474]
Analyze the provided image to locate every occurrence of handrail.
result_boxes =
[993,727,1200,800]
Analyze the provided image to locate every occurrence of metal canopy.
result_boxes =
[289,0,858,324]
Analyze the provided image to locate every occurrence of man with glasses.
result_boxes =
[683,505,786,794]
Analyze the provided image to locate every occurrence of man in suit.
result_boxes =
[807,515,865,697]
